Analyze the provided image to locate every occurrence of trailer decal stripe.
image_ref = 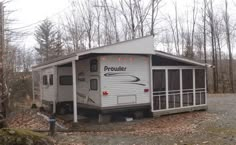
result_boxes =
[104,72,146,86]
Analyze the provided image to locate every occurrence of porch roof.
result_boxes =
[154,51,212,67]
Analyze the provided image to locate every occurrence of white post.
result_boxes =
[193,69,196,106]
[53,66,57,114]
[205,68,207,105]
[165,69,168,109]
[72,60,78,123]
[149,55,154,112]
[180,69,183,107]
[39,70,43,102]
[32,71,35,103]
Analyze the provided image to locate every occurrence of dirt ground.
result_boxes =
[49,94,236,145]
[7,94,236,145]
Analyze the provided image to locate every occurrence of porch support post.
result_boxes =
[165,69,168,109]
[180,69,183,107]
[205,68,207,104]
[193,69,196,106]
[32,71,35,103]
[53,66,57,114]
[72,60,78,123]
[150,55,154,112]
[39,70,43,102]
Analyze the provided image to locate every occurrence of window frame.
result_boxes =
[90,79,98,91]
[43,75,48,85]
[49,74,53,85]
[90,59,98,72]
[59,75,73,86]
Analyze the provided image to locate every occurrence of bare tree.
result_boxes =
[194,32,203,60]
[191,0,197,51]
[94,0,102,46]
[78,1,95,49]
[174,1,180,55]
[214,17,224,92]
[15,47,34,72]
[166,15,179,54]
[150,0,162,35]
[62,8,85,53]
[103,0,120,42]
[208,0,218,93]
[223,0,234,93]
[119,0,136,39]
[166,1,180,55]
[134,0,145,37]
[203,0,207,65]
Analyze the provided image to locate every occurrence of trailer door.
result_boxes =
[87,76,100,105]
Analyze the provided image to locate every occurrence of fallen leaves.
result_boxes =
[7,110,49,130]
[6,109,217,137]
[59,111,217,137]
[5,109,218,145]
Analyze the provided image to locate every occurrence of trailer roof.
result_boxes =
[32,35,155,70]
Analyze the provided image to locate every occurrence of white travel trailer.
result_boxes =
[32,36,209,123]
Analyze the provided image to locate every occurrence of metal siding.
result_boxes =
[100,55,150,107]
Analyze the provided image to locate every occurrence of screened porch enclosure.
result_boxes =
[151,55,207,112]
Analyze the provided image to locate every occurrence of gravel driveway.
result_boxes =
[53,94,236,145]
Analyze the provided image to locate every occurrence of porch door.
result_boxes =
[182,69,194,106]
[152,70,166,110]
[168,69,180,108]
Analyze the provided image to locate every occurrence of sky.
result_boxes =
[5,0,191,49]
[7,0,70,48]
[9,0,69,27]
[4,0,236,50]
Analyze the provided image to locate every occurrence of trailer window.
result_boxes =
[90,79,98,90]
[43,75,48,85]
[90,59,98,72]
[59,76,72,85]
[49,74,53,85]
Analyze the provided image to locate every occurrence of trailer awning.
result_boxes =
[32,54,79,71]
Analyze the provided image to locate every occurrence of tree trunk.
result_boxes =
[224,0,234,93]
